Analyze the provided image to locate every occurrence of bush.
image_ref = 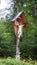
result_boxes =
[0,57,37,65]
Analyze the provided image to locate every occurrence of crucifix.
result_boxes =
[11,11,29,60]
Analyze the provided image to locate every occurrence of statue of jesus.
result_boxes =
[18,24,24,39]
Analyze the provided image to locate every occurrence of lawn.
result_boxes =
[0,57,37,65]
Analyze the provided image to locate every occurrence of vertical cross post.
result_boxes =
[16,24,23,60]
[16,38,20,60]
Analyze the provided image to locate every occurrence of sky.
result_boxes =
[0,0,14,18]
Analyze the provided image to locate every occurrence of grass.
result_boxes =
[0,57,37,65]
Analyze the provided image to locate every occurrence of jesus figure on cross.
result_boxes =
[17,23,24,39]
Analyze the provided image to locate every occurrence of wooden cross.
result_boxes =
[11,11,29,60]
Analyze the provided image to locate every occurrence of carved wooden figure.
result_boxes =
[11,11,28,60]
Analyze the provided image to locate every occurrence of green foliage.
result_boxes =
[0,18,16,57]
[0,57,37,65]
